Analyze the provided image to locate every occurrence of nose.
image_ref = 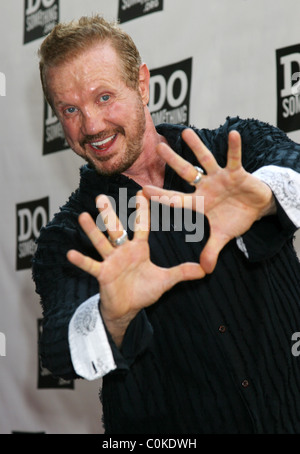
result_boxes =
[80,106,106,136]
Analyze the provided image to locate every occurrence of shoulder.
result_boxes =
[192,116,291,146]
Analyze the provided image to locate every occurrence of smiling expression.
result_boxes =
[46,41,148,176]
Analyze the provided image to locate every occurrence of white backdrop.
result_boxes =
[1,0,300,434]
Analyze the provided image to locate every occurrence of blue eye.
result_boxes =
[100,94,110,102]
[65,106,77,115]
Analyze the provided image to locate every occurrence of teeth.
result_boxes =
[91,135,115,147]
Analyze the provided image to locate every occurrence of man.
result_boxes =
[33,15,300,433]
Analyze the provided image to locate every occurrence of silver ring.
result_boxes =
[109,230,128,247]
[190,166,204,186]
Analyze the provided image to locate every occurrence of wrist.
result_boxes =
[260,193,277,219]
[99,304,138,349]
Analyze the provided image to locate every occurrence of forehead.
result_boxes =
[46,41,122,96]
[70,41,120,72]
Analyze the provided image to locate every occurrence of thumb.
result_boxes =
[200,233,229,274]
[164,262,206,290]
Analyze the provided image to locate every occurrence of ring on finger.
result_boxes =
[190,166,204,186]
[108,229,128,247]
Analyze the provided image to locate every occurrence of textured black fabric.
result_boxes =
[32,117,300,433]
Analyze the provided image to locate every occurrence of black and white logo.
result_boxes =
[37,320,74,389]
[149,58,192,126]
[24,0,59,44]
[276,44,300,133]
[118,0,163,23]
[43,100,69,155]
[16,197,49,270]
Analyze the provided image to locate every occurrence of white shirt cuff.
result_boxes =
[253,165,300,227]
[236,165,300,256]
[68,293,116,380]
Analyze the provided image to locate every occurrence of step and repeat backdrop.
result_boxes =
[1,0,300,434]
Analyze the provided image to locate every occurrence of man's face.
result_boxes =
[46,42,146,176]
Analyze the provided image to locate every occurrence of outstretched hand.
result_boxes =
[67,191,205,347]
[143,128,276,274]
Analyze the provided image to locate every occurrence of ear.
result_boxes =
[138,63,150,106]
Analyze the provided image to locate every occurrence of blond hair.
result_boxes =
[38,15,142,106]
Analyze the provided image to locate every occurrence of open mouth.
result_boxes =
[88,134,117,152]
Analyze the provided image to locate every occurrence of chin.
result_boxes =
[88,158,132,177]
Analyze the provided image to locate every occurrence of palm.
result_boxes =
[95,239,174,317]
[67,192,204,344]
[201,164,269,235]
[143,128,274,273]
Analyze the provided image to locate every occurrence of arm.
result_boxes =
[33,212,156,380]
[66,192,205,348]
[68,293,154,380]
[142,125,300,272]
[253,166,300,227]
[32,213,102,380]
[236,165,300,260]
[68,293,116,380]
[33,201,161,380]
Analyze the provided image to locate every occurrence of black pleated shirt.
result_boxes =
[33,117,300,433]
